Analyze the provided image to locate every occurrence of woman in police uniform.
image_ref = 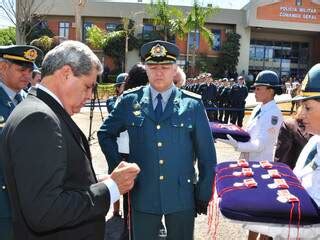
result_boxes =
[244,63,320,239]
[217,70,284,162]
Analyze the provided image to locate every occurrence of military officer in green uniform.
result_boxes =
[0,45,42,240]
[98,40,217,240]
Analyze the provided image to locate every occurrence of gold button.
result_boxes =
[180,123,184,127]
[159,176,164,180]
[131,122,134,126]
[187,179,191,183]
[157,142,162,147]
[2,185,6,190]
[156,125,161,130]
[159,160,164,165]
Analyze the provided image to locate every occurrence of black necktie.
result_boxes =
[304,144,317,167]
[155,93,163,121]
[253,108,261,119]
[14,93,23,104]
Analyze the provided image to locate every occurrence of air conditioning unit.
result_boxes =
[207,3,212,7]
[71,22,76,28]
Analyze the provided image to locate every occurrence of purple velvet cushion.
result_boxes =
[210,122,250,142]
[215,161,320,225]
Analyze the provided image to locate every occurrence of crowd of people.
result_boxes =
[1,38,320,240]
[183,74,248,127]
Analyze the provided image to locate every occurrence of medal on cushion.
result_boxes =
[261,169,281,179]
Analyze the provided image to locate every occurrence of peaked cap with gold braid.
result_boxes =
[293,63,320,101]
[140,40,179,64]
[0,45,43,69]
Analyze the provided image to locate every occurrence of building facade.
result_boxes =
[36,0,320,79]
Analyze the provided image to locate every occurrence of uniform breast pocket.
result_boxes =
[127,116,145,143]
[171,117,193,143]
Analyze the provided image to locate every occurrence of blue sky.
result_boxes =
[0,0,250,29]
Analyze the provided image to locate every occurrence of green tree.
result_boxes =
[217,31,241,78]
[30,35,55,56]
[185,0,219,75]
[0,27,16,45]
[146,0,185,41]
[86,25,106,49]
[86,20,140,72]
[1,0,54,44]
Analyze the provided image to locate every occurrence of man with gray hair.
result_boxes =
[0,40,140,240]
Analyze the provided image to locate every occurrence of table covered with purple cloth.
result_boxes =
[214,161,320,225]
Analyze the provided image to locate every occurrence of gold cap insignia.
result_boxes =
[24,49,38,61]
[150,44,167,58]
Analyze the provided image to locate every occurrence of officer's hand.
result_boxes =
[196,200,208,215]
[111,161,140,194]
[216,134,238,149]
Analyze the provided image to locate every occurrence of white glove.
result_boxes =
[216,134,238,149]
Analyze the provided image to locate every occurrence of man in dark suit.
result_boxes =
[98,40,217,240]
[0,45,42,240]
[0,40,140,240]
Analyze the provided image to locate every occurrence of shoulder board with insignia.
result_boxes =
[123,86,144,95]
[181,89,202,99]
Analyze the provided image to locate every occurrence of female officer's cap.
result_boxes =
[293,63,320,101]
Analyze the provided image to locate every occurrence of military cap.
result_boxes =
[115,73,128,86]
[0,45,42,69]
[293,64,320,101]
[253,70,281,88]
[141,40,179,64]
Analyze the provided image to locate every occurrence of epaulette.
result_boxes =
[123,86,144,95]
[181,89,202,99]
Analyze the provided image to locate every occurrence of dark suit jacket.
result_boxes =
[0,88,110,240]
[274,119,312,169]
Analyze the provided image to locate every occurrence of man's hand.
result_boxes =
[196,200,208,215]
[110,161,140,195]
[216,134,238,149]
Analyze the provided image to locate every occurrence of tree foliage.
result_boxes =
[86,25,106,49]
[146,0,185,41]
[184,0,219,75]
[86,19,140,71]
[0,27,16,45]
[217,31,241,78]
[0,0,53,44]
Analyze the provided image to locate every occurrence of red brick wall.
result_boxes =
[176,24,230,57]
[46,16,76,40]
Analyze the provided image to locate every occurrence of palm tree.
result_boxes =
[185,0,219,75]
[147,0,184,41]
